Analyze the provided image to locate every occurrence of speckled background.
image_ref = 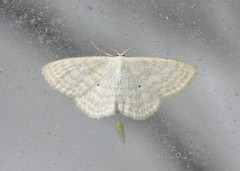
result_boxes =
[0,0,240,170]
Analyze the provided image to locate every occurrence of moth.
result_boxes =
[41,42,196,143]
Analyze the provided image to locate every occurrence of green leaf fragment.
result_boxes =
[116,120,125,144]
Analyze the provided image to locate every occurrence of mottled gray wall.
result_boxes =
[0,0,240,170]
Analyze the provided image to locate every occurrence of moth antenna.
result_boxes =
[120,40,160,56]
[111,49,122,56]
[91,41,114,57]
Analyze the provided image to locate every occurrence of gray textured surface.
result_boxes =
[0,0,240,170]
